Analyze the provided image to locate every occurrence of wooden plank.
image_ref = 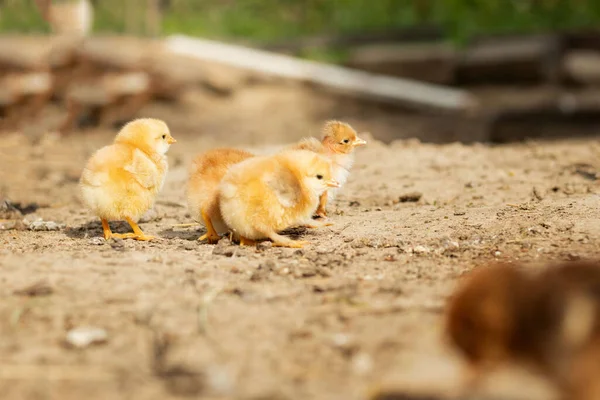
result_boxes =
[562,50,600,85]
[457,35,562,84]
[345,42,457,84]
[165,35,477,111]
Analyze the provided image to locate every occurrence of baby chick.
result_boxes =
[445,264,535,371]
[186,148,254,243]
[219,149,339,248]
[447,260,600,394]
[79,118,176,241]
[291,120,366,217]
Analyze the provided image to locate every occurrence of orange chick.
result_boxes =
[443,263,562,391]
[79,118,176,241]
[218,149,339,248]
[445,264,533,370]
[291,120,367,217]
[186,148,254,243]
[446,260,600,394]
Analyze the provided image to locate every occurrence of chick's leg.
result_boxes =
[314,191,328,218]
[125,217,156,241]
[101,219,112,240]
[268,233,308,248]
[101,219,137,240]
[197,209,221,244]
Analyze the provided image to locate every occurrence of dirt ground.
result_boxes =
[1,84,600,400]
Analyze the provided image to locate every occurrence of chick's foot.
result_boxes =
[239,236,257,247]
[125,217,157,241]
[199,210,221,244]
[269,233,308,248]
[198,232,220,244]
[304,219,333,229]
[132,234,157,241]
[314,208,328,219]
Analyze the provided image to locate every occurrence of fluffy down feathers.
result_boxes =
[218,150,337,244]
[187,148,254,235]
[79,118,175,221]
[290,120,366,203]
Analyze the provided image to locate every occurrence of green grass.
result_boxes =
[3,0,600,47]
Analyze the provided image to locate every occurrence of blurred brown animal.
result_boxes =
[446,260,600,396]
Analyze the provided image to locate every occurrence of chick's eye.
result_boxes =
[342,139,349,144]
[162,134,167,139]
[316,174,323,180]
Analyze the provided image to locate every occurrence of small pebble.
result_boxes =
[29,219,65,231]
[412,245,431,254]
[109,238,125,251]
[89,237,105,246]
[182,241,196,251]
[65,327,108,348]
[256,241,273,251]
[398,192,423,203]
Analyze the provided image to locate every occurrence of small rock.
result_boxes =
[256,241,273,252]
[182,241,196,251]
[441,239,460,253]
[65,327,108,348]
[453,210,466,216]
[384,254,396,262]
[88,237,105,245]
[412,245,431,254]
[109,238,125,251]
[465,181,474,188]
[28,219,65,231]
[398,192,423,203]
[349,201,360,207]
[213,237,235,257]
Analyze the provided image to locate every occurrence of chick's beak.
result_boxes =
[353,137,367,147]
[167,136,177,144]
[325,179,341,188]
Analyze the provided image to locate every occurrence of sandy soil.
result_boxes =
[1,86,600,400]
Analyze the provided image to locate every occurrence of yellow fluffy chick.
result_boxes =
[79,118,176,241]
[219,149,340,248]
[186,148,254,243]
[291,120,366,217]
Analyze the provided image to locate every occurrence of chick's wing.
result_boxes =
[124,148,161,189]
[263,163,301,208]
